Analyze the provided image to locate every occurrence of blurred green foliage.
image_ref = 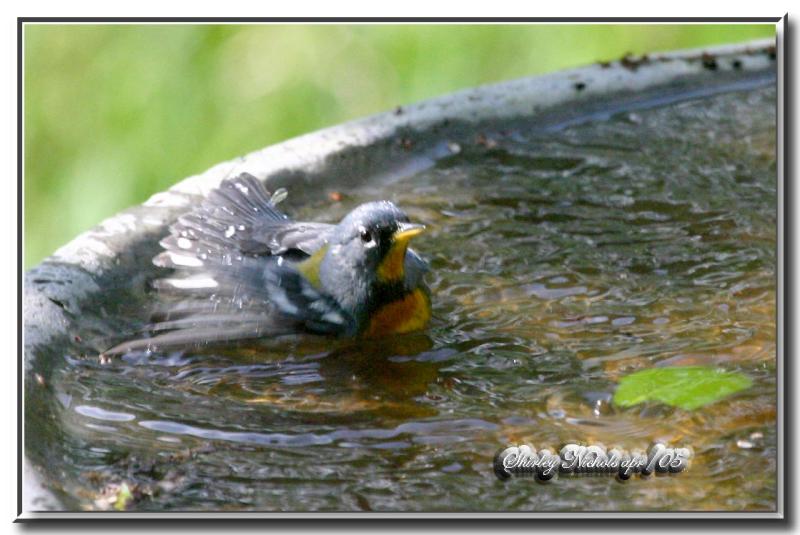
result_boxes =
[24,24,774,268]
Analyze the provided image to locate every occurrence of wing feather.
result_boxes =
[156,172,334,266]
[103,173,351,355]
[104,255,354,355]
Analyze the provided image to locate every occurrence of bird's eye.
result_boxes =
[360,229,373,243]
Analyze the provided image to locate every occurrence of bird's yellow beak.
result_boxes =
[394,223,426,243]
[377,223,426,282]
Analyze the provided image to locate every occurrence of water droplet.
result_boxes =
[270,188,288,205]
[441,462,463,473]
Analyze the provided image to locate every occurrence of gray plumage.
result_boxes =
[104,172,428,355]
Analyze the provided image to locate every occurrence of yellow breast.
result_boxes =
[364,288,431,337]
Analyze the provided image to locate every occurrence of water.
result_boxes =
[48,85,776,511]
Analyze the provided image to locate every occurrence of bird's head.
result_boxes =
[319,201,425,315]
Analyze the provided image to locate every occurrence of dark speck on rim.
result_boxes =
[620,53,650,72]
[701,53,718,71]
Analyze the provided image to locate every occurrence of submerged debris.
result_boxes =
[93,481,151,511]
[475,133,497,149]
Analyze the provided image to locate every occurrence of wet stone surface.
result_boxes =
[34,85,775,511]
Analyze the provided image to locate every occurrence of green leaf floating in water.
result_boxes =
[613,366,752,411]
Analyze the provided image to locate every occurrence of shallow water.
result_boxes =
[50,85,776,511]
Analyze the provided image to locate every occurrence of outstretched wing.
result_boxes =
[155,172,334,267]
[104,173,349,355]
[104,255,355,355]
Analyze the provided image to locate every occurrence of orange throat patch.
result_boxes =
[364,288,431,337]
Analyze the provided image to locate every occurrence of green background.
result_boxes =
[24,24,774,268]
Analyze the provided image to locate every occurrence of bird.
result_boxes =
[104,172,431,354]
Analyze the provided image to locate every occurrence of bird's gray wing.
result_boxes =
[156,172,334,268]
[103,256,355,355]
[104,173,355,355]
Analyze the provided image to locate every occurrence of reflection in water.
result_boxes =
[49,85,776,512]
